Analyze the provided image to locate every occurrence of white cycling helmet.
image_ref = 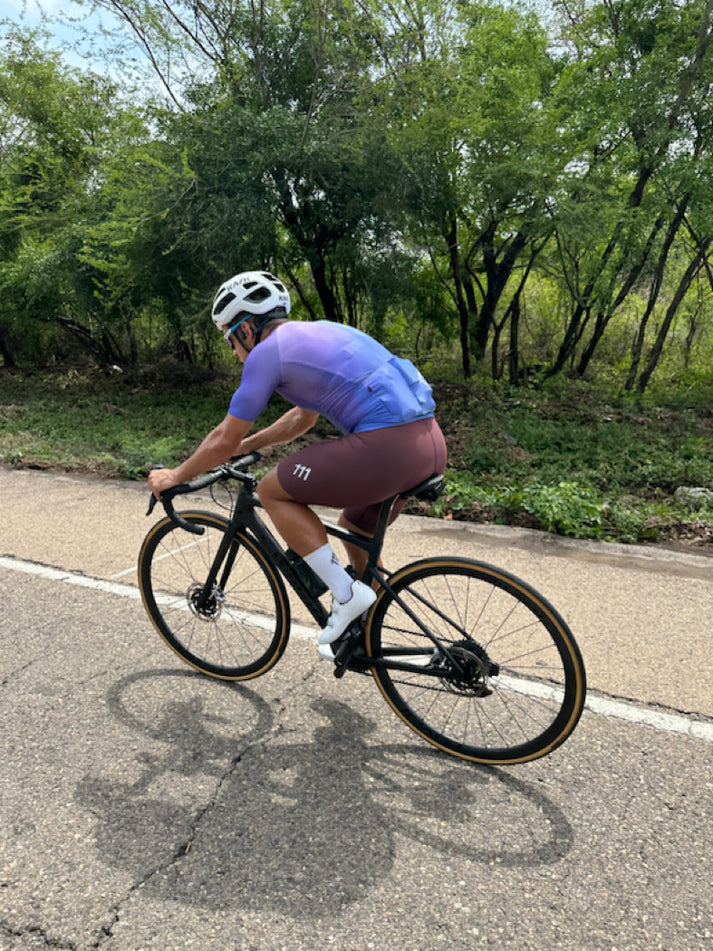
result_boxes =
[211,271,291,329]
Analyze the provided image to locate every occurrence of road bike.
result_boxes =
[138,453,586,765]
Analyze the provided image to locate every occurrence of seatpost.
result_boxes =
[366,495,399,571]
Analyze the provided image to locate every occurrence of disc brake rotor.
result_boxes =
[187,582,224,621]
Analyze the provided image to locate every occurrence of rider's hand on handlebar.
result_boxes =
[148,466,180,501]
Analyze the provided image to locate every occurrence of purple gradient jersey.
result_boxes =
[228,321,435,433]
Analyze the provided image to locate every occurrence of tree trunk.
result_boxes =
[0,326,18,368]
[577,214,665,377]
[637,244,709,392]
[476,228,527,362]
[626,202,689,390]
[309,256,342,322]
[547,301,590,377]
[444,215,472,378]
[507,293,521,385]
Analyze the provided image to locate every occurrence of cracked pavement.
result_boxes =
[1,466,712,950]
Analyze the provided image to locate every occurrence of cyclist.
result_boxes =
[148,270,447,659]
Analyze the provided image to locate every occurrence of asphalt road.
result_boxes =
[1,465,712,951]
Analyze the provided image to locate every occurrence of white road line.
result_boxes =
[2,554,712,744]
[584,694,713,743]
[0,554,143,600]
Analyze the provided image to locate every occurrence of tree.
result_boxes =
[369,1,563,377]
[0,28,142,365]
[8,0,713,385]
[546,0,713,383]
[82,0,406,328]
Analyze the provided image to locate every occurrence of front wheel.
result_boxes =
[138,510,290,680]
[365,557,586,765]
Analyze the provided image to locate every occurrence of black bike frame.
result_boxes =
[181,466,465,677]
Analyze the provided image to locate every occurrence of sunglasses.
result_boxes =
[223,314,251,345]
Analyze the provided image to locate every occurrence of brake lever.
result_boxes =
[146,464,163,516]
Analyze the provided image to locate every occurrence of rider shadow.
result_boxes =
[75,670,574,919]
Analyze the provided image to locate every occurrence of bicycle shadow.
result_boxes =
[75,668,574,918]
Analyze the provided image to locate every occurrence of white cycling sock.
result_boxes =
[303,543,354,603]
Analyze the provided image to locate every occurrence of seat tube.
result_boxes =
[366,495,398,571]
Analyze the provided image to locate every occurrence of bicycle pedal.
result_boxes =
[332,625,363,677]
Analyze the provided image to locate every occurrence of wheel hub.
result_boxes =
[429,639,500,696]
[187,582,224,620]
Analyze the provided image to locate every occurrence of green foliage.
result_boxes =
[449,373,713,499]
[433,469,711,545]
[0,28,149,366]
[2,366,712,545]
[424,372,713,543]
[0,367,231,477]
[1,0,713,394]
[507,481,605,537]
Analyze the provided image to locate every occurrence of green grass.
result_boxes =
[431,376,713,543]
[0,366,235,479]
[2,364,712,545]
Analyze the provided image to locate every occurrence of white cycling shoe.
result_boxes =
[318,580,376,646]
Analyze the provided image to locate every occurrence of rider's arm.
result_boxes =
[238,406,319,454]
[149,413,251,498]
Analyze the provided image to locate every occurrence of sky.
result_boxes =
[0,0,563,94]
[0,0,127,75]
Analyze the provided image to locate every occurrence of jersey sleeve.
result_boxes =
[227,336,282,421]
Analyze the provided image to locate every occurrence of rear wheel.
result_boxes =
[138,510,290,680]
[365,557,586,764]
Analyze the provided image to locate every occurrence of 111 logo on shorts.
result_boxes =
[292,464,312,481]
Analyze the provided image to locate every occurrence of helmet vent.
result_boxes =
[213,292,236,316]
[245,286,271,303]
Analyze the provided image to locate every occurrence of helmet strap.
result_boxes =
[252,308,288,344]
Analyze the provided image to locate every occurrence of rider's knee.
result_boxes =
[257,468,294,508]
[256,469,278,506]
